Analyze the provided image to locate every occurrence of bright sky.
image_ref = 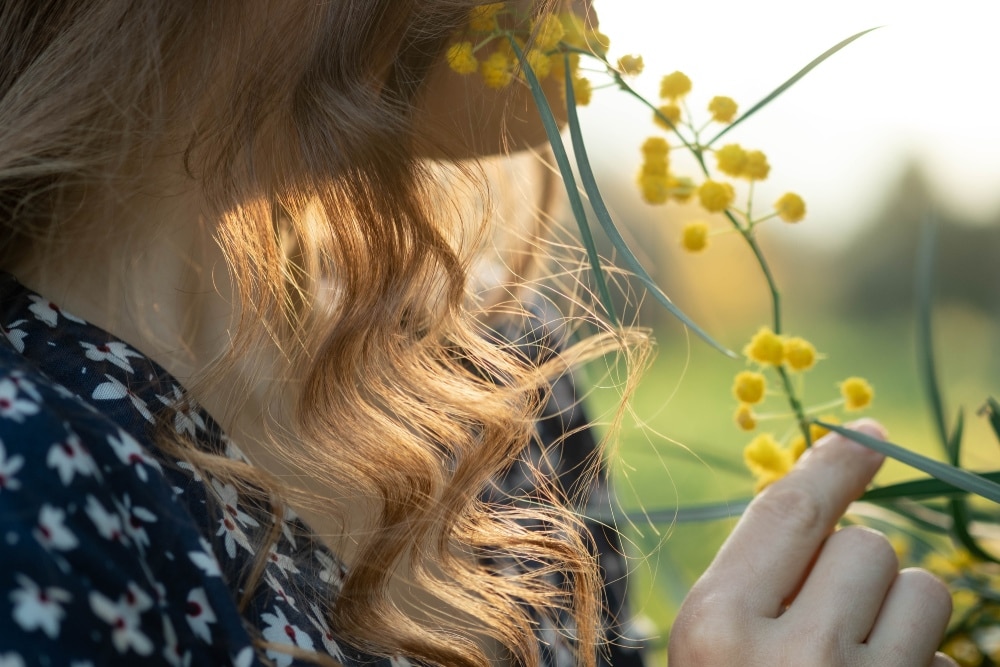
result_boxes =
[585,0,1000,246]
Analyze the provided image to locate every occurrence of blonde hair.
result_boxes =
[0,2,646,665]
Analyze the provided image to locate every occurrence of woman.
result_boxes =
[0,1,955,666]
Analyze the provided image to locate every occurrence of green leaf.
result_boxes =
[860,470,1000,502]
[707,27,881,146]
[510,39,619,327]
[950,497,1000,563]
[916,214,950,451]
[818,422,1000,504]
[944,411,1000,562]
[562,53,737,358]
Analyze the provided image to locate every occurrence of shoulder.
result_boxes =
[0,347,257,666]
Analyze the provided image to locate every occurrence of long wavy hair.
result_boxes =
[0,2,647,665]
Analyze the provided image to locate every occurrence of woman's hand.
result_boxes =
[669,420,958,666]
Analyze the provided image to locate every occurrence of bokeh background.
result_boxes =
[573,1,1000,663]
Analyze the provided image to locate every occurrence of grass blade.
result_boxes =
[819,421,1000,504]
[860,470,1000,502]
[916,214,950,451]
[587,499,751,525]
[944,410,1000,562]
[981,397,1000,445]
[510,39,619,326]
[562,54,737,358]
[707,27,881,146]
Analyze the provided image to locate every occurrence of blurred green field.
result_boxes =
[585,308,1000,665]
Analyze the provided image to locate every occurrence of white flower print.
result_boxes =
[118,494,157,551]
[80,341,144,373]
[84,495,126,543]
[232,647,255,667]
[305,602,347,662]
[0,654,25,667]
[34,504,78,551]
[122,582,154,614]
[27,295,86,328]
[46,432,96,486]
[176,460,202,482]
[184,587,217,643]
[93,375,153,423]
[0,378,39,423]
[0,320,27,354]
[262,571,296,610]
[10,574,72,638]
[0,439,24,492]
[161,615,190,667]
[389,656,413,667]
[315,550,345,590]
[210,478,258,558]
[188,537,222,577]
[7,371,40,402]
[215,514,252,559]
[156,386,206,438]
[278,505,299,549]
[221,436,251,464]
[260,606,314,667]
[89,588,154,656]
[106,429,162,482]
[211,479,260,530]
[266,544,300,578]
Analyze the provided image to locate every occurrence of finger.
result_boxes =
[786,525,898,642]
[932,652,959,667]
[699,419,886,617]
[865,568,952,664]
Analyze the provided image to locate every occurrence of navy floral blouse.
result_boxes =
[0,272,645,667]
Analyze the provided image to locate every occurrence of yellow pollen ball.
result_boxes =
[572,76,592,106]
[660,71,692,100]
[708,95,738,123]
[788,435,808,461]
[734,404,757,431]
[446,42,479,75]
[639,174,670,205]
[744,327,784,365]
[468,3,505,32]
[640,158,668,178]
[840,377,874,411]
[743,433,793,477]
[641,136,669,158]
[522,49,552,80]
[697,180,735,213]
[480,51,513,89]
[741,150,771,180]
[532,14,565,51]
[810,416,838,443]
[654,104,681,130]
[681,221,709,252]
[732,371,767,404]
[550,51,580,82]
[557,11,587,49]
[715,144,747,177]
[775,192,806,223]
[783,337,817,371]
[617,54,645,76]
